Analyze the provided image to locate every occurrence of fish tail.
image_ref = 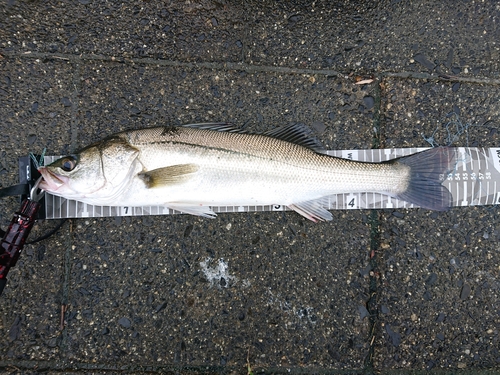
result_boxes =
[394,147,455,210]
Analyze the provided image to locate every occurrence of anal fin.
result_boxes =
[288,198,332,222]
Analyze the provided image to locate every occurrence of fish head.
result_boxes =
[39,136,140,203]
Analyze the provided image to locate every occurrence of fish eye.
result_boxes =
[61,157,77,172]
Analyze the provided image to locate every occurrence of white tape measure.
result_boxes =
[41,148,499,219]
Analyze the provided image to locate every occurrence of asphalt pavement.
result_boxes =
[1,0,500,373]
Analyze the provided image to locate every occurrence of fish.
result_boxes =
[38,123,455,222]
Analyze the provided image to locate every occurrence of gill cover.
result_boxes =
[40,136,140,202]
[97,136,140,187]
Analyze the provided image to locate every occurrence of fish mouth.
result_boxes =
[38,167,69,192]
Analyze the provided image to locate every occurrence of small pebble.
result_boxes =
[445,48,453,69]
[358,305,369,320]
[155,302,168,313]
[436,312,445,322]
[363,96,375,110]
[460,283,471,300]
[36,245,46,261]
[413,53,436,70]
[288,14,302,23]
[385,324,401,347]
[392,211,404,219]
[61,97,72,107]
[118,317,131,328]
[426,273,438,285]
[183,224,193,237]
[311,121,326,134]
[423,291,432,301]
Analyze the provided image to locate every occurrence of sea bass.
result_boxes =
[38,123,455,222]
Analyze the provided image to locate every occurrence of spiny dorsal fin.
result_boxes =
[182,122,326,152]
[181,122,245,133]
[138,164,199,188]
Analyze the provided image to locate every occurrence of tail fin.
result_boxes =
[394,147,455,210]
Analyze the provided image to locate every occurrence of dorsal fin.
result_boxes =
[181,122,246,133]
[262,123,326,152]
[182,122,326,152]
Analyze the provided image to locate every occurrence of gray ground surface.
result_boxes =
[1,0,500,373]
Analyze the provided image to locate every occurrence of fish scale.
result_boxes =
[38,123,455,222]
[124,126,409,196]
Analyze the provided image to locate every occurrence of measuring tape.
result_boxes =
[20,147,499,219]
[324,147,499,210]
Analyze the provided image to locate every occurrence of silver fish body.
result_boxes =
[38,123,455,221]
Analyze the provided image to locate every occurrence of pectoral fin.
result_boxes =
[138,164,199,188]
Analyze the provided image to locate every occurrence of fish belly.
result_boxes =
[119,145,403,207]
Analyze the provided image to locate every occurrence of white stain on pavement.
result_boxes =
[200,258,237,288]
[267,289,317,327]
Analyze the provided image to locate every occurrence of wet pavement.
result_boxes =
[1,0,500,373]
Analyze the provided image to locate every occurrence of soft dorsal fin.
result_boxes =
[182,122,325,152]
[262,123,326,152]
